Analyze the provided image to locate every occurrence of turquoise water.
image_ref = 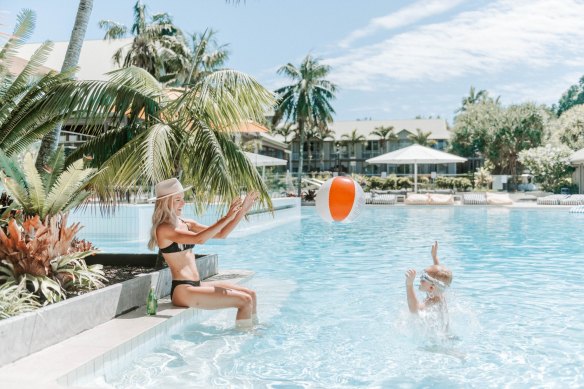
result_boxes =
[93,207,584,388]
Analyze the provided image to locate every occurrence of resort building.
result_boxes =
[15,39,290,161]
[15,40,463,177]
[273,119,459,176]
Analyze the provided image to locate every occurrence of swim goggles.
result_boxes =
[419,271,447,290]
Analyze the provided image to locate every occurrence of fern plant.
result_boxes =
[0,147,96,219]
[0,214,104,304]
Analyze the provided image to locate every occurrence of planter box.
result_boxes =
[0,253,218,367]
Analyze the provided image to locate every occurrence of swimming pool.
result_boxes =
[89,207,584,388]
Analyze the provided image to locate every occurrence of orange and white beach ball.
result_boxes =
[315,177,365,223]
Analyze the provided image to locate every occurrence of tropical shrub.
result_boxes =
[0,214,104,304]
[518,145,573,192]
[549,105,584,151]
[0,147,96,219]
[0,280,41,319]
[451,101,548,176]
[434,177,472,191]
[474,167,493,190]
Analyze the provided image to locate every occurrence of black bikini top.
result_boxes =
[160,242,195,253]
[159,218,195,253]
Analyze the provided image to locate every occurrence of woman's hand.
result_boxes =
[242,191,259,212]
[405,269,416,286]
[225,198,243,220]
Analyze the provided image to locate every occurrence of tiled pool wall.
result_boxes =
[58,308,201,387]
[70,197,300,242]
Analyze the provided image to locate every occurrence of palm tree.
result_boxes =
[2,11,275,209]
[370,125,397,153]
[272,54,337,196]
[272,122,296,144]
[457,86,488,113]
[342,129,366,156]
[408,128,435,147]
[172,29,230,87]
[67,67,275,209]
[0,10,156,158]
[36,0,93,169]
[315,123,335,171]
[99,1,187,80]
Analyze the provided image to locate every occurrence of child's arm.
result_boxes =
[405,269,422,313]
[431,241,440,265]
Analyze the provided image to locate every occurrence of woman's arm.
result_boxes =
[158,201,241,245]
[215,192,259,239]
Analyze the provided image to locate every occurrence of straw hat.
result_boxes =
[148,178,192,201]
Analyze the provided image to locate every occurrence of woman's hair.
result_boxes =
[148,196,178,251]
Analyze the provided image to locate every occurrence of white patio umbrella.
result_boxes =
[244,152,287,180]
[366,144,467,192]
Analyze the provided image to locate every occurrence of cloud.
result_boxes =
[339,0,466,48]
[327,0,584,90]
[494,72,584,105]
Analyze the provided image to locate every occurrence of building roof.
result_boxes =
[328,119,449,141]
[9,56,55,75]
[16,38,132,80]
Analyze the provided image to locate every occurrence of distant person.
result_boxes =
[148,178,259,328]
[405,241,452,330]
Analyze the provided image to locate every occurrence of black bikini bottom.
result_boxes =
[171,280,201,299]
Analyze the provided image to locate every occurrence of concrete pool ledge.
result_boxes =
[0,269,254,389]
[0,253,217,367]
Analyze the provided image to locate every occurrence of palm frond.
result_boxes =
[0,176,31,211]
[42,145,66,190]
[99,20,128,40]
[0,9,35,68]
[0,148,26,185]
[22,153,46,216]
[43,160,97,216]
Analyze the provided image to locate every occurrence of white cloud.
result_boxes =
[494,72,583,105]
[328,0,584,90]
[339,0,466,48]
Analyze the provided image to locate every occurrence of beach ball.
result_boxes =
[315,176,365,223]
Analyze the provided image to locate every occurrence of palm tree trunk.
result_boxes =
[297,120,305,197]
[36,0,93,170]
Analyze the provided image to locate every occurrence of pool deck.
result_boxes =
[0,270,254,389]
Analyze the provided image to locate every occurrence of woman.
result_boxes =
[148,178,259,328]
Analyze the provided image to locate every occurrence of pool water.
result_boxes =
[92,207,584,388]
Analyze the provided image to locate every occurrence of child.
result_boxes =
[405,241,452,316]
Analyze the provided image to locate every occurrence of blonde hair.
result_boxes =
[427,266,453,286]
[148,196,178,251]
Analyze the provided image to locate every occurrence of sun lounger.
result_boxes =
[365,191,397,205]
[536,195,568,205]
[428,193,454,205]
[405,193,430,205]
[485,192,513,205]
[559,194,584,205]
[462,192,487,205]
[569,205,584,213]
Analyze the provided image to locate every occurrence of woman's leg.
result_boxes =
[202,280,257,314]
[172,285,253,321]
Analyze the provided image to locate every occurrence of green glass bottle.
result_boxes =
[146,287,158,315]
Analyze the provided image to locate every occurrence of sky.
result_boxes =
[2,0,584,124]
